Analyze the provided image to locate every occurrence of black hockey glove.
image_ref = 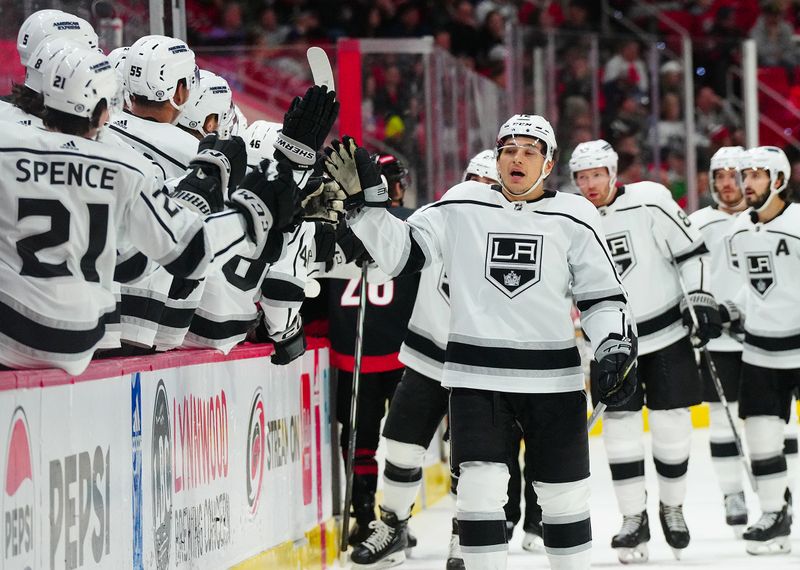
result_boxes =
[718,300,745,338]
[229,159,301,249]
[252,316,307,365]
[324,136,389,209]
[680,290,722,348]
[595,330,638,407]
[301,177,346,225]
[171,149,231,215]
[197,133,248,196]
[274,85,339,171]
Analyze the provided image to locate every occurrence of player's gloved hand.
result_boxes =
[302,177,346,224]
[252,316,307,365]
[274,85,339,172]
[595,331,638,406]
[680,290,723,347]
[171,151,230,215]
[229,159,301,248]
[197,133,248,193]
[324,136,389,209]
[718,300,745,338]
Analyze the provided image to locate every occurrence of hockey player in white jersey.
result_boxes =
[688,146,750,534]
[348,149,498,570]
[326,115,636,570]
[724,146,800,554]
[1,10,98,128]
[0,47,298,374]
[177,69,232,140]
[570,139,721,562]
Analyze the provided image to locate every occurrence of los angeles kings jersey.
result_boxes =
[348,182,629,393]
[689,205,744,352]
[0,99,43,128]
[598,182,709,355]
[0,128,253,374]
[729,203,800,369]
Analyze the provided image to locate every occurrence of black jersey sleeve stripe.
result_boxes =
[260,277,305,303]
[0,298,113,354]
[446,341,581,371]
[404,329,447,364]
[188,313,255,341]
[163,228,206,277]
[576,294,627,313]
[745,331,800,352]
[398,233,426,276]
[120,293,166,324]
[108,124,189,171]
[637,303,682,337]
[158,306,196,329]
[674,242,709,264]
[114,252,149,283]
[532,210,623,287]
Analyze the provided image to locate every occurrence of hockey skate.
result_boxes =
[405,529,417,557]
[446,518,465,570]
[351,508,409,569]
[724,491,748,537]
[521,521,544,553]
[611,510,650,564]
[743,504,792,555]
[659,503,690,560]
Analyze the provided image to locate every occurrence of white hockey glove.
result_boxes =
[595,329,638,407]
[302,177,346,224]
[324,136,389,209]
[680,290,722,347]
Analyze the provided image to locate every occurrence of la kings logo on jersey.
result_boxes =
[605,231,636,279]
[485,233,542,298]
[746,252,776,297]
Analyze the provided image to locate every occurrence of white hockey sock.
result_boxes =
[603,411,646,515]
[381,439,427,519]
[536,479,592,570]
[457,462,509,570]
[650,408,692,507]
[784,405,798,496]
[708,401,744,495]
[746,415,787,512]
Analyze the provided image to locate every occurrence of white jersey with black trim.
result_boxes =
[108,112,198,180]
[348,182,630,394]
[597,182,709,355]
[0,128,254,374]
[0,99,42,128]
[397,259,450,382]
[689,205,744,352]
[729,203,800,369]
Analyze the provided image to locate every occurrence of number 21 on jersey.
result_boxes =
[340,278,395,307]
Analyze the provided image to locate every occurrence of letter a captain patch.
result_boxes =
[485,233,543,298]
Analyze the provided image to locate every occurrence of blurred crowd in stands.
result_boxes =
[184,0,800,206]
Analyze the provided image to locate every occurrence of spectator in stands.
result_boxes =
[286,9,326,44]
[388,3,429,38]
[560,50,592,107]
[479,10,506,69]
[695,86,739,149]
[448,0,482,60]
[352,6,387,38]
[603,39,649,95]
[751,3,798,69]
[654,91,685,149]
[560,0,592,33]
[617,151,644,185]
[696,6,746,96]
[253,7,290,47]
[660,60,683,96]
[202,2,246,45]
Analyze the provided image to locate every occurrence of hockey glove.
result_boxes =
[197,134,248,195]
[229,159,301,249]
[680,290,723,347]
[171,150,230,215]
[324,136,389,209]
[595,331,638,407]
[274,85,339,171]
[718,300,745,339]
[252,315,307,365]
[302,178,347,224]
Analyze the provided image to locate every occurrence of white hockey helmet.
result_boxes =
[708,145,744,205]
[125,35,197,108]
[42,47,121,119]
[18,11,98,68]
[244,120,282,166]
[569,139,618,186]
[739,145,791,211]
[496,114,557,160]
[25,37,86,93]
[463,149,499,182]
[178,70,233,136]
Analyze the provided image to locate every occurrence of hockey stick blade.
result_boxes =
[307,46,335,96]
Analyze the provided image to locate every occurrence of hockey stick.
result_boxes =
[652,220,757,492]
[307,46,335,95]
[588,402,606,431]
[340,263,369,556]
